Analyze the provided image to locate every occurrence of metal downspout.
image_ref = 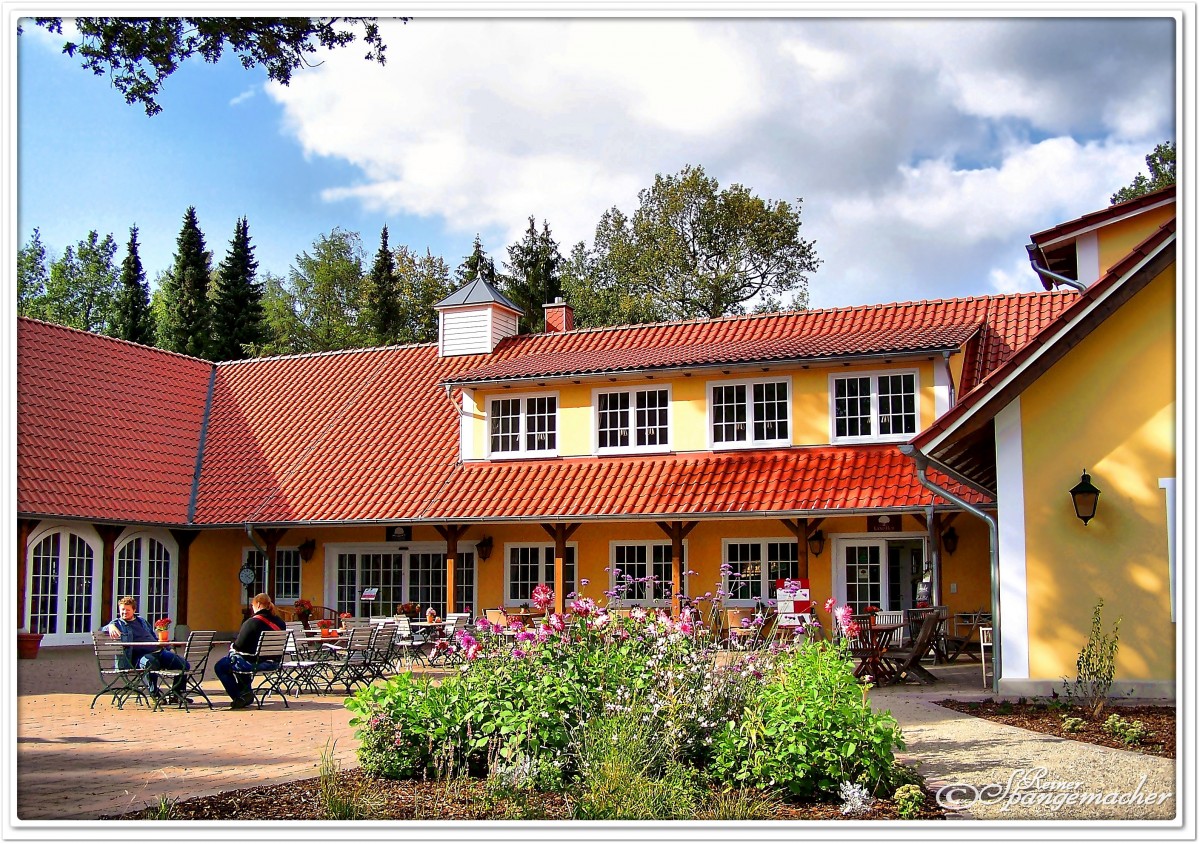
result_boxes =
[1025,244,1086,292]
[900,445,1001,693]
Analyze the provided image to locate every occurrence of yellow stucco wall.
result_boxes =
[1019,264,1175,682]
[183,513,996,632]
[468,358,942,458]
[1097,204,1176,276]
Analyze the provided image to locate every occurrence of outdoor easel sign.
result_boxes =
[361,588,379,602]
[775,579,812,627]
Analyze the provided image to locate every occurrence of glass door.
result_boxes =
[833,538,889,612]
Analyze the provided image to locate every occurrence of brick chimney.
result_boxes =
[543,297,574,333]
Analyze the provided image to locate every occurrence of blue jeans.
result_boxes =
[137,649,188,696]
[215,653,278,700]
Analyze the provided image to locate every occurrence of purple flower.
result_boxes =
[512,648,527,659]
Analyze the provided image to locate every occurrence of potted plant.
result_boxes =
[153,617,172,642]
[293,598,314,626]
[317,619,337,639]
[397,601,419,619]
[17,626,43,660]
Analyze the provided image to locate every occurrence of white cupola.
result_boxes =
[434,278,524,357]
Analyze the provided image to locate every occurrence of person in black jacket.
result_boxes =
[214,592,286,709]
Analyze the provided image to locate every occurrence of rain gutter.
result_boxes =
[1025,243,1086,292]
[899,444,1001,693]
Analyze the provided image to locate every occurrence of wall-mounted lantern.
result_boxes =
[1070,470,1101,526]
[476,535,494,561]
[941,526,959,555]
[807,530,825,558]
[298,538,317,562]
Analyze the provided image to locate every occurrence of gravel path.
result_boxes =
[874,691,1177,821]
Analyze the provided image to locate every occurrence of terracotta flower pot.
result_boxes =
[157,630,170,642]
[17,632,44,660]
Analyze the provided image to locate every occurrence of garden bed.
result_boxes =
[936,700,1174,759]
[106,770,947,820]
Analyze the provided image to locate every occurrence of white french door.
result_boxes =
[832,538,889,613]
[326,544,478,616]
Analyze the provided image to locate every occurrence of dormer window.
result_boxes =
[489,393,558,457]
[595,386,671,454]
[708,377,791,449]
[831,370,918,442]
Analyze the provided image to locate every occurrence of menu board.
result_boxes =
[361,588,379,601]
[775,578,812,628]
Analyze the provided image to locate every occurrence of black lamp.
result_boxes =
[941,526,959,555]
[476,536,494,561]
[807,530,825,557]
[298,538,316,562]
[1070,470,1101,525]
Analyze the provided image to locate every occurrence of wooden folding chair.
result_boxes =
[980,626,994,688]
[881,614,941,685]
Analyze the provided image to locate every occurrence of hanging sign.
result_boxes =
[867,514,901,532]
[385,526,412,542]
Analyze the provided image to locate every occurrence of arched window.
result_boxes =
[26,525,101,644]
[114,533,175,624]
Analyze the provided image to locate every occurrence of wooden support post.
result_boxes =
[656,521,697,617]
[94,524,124,620]
[541,522,581,614]
[435,525,469,616]
[17,519,38,626]
[170,529,199,625]
[254,528,288,602]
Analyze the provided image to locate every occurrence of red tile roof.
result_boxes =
[447,293,1074,394]
[20,288,1072,526]
[1029,185,1175,247]
[424,446,988,521]
[17,318,212,524]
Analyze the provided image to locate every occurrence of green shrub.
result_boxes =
[708,641,905,798]
[1061,716,1087,733]
[893,783,925,819]
[1103,713,1150,746]
[1062,598,1122,718]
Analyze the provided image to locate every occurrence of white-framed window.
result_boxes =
[610,541,683,605]
[721,539,798,605]
[708,376,791,449]
[488,392,559,457]
[115,531,177,624]
[243,547,302,603]
[504,544,576,604]
[594,386,672,454]
[830,370,919,443]
[329,544,477,616]
[26,523,102,643]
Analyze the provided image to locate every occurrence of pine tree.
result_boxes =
[363,224,402,345]
[159,206,214,358]
[18,228,50,320]
[504,217,563,333]
[455,234,497,286]
[210,216,265,360]
[111,225,154,344]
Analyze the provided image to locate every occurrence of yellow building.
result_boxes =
[16,188,1177,700]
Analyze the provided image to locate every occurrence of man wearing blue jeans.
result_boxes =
[214,592,286,710]
[105,595,189,703]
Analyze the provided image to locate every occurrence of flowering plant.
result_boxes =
[294,599,313,613]
[863,605,881,614]
[317,619,335,629]
[397,602,419,616]
[339,612,352,619]
[531,583,554,611]
[915,600,931,609]
[153,617,171,631]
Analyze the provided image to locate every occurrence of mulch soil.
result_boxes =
[105,769,946,821]
[936,699,1175,759]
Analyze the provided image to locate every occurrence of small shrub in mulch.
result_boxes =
[937,699,1174,759]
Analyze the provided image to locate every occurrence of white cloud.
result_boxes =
[229,88,257,107]
[266,17,1174,306]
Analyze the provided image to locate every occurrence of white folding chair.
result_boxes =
[980,626,993,688]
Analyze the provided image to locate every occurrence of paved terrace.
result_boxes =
[13,646,1176,823]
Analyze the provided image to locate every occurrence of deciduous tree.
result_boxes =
[1111,141,1176,204]
[18,228,50,320]
[210,216,265,360]
[158,206,214,358]
[112,225,154,344]
[395,247,452,344]
[43,230,119,334]
[28,17,401,116]
[288,228,366,352]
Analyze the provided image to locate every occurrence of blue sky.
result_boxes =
[16,14,1178,309]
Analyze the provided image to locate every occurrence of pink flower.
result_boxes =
[833,604,852,630]
[548,613,566,632]
[844,620,861,639]
[475,617,491,631]
[679,621,694,635]
[630,606,647,621]
[511,648,527,659]
[824,597,837,614]
[531,583,555,610]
